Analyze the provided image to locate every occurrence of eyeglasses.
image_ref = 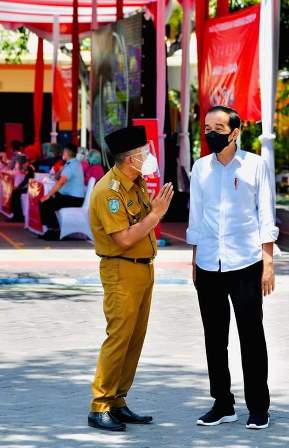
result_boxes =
[133,146,150,157]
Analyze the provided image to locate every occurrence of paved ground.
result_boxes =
[0,223,289,448]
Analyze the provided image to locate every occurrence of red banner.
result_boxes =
[0,172,14,218]
[28,179,44,234]
[216,0,229,16]
[54,66,72,126]
[199,4,261,155]
[132,118,161,240]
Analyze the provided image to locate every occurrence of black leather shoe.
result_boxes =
[88,412,126,431]
[39,230,60,241]
[110,406,153,424]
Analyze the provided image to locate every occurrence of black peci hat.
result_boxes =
[105,126,147,155]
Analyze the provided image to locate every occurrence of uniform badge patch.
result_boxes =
[108,199,120,213]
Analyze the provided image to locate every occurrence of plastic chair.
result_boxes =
[56,177,96,240]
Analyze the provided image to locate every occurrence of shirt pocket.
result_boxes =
[229,173,256,208]
[126,202,142,225]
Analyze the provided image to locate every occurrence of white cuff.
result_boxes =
[260,225,279,244]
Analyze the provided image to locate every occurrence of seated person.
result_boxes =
[76,146,89,173]
[11,140,24,152]
[83,149,104,185]
[0,152,8,171]
[38,143,63,173]
[9,140,25,169]
[10,154,35,222]
[39,143,85,240]
[76,147,88,163]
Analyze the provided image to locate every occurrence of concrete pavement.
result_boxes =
[0,246,289,448]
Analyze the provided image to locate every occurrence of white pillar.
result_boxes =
[89,0,98,149]
[51,16,60,144]
[81,81,87,147]
[179,0,193,190]
[165,0,174,23]
[156,0,166,185]
[259,0,280,204]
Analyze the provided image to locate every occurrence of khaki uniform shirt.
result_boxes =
[90,165,157,258]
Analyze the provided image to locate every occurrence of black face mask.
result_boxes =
[205,131,233,154]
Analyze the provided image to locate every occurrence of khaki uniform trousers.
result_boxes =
[90,257,154,412]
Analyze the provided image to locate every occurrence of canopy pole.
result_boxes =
[259,0,280,206]
[156,0,166,185]
[89,0,98,150]
[81,81,87,147]
[51,16,59,144]
[117,0,124,21]
[195,0,209,156]
[165,0,174,23]
[92,0,97,29]
[72,0,80,145]
[178,0,193,190]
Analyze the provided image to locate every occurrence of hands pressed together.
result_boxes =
[151,182,174,221]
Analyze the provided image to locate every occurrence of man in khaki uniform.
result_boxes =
[88,126,174,432]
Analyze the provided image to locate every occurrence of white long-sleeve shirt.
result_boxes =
[186,148,279,272]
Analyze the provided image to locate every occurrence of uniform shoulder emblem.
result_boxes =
[108,179,120,192]
[108,198,120,214]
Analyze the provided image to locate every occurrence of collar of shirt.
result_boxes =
[112,165,143,192]
[211,146,243,167]
[65,158,77,166]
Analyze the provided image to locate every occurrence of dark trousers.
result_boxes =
[196,261,270,415]
[11,188,26,222]
[39,192,83,230]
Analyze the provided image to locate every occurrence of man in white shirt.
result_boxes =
[187,106,279,430]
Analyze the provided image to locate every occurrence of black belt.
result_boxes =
[101,256,153,264]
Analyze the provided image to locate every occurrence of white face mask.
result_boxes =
[140,153,159,176]
[132,143,159,177]
[76,153,86,161]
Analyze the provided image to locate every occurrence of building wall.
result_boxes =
[0,64,52,93]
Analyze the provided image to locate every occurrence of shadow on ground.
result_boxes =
[0,285,102,303]
[0,348,289,448]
